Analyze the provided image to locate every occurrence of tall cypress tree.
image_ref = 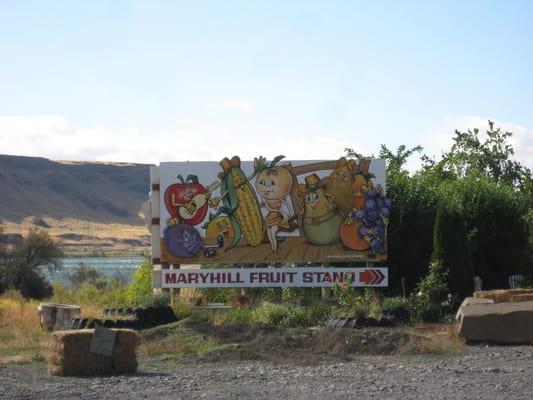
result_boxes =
[432,201,474,299]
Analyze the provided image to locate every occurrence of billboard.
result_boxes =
[159,267,388,288]
[155,156,389,264]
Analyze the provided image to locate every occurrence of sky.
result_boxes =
[0,1,532,171]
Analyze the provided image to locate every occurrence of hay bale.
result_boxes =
[473,290,510,303]
[456,301,533,344]
[511,294,533,303]
[474,289,533,303]
[48,329,138,376]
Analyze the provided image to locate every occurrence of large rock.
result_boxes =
[456,301,533,344]
[455,297,494,321]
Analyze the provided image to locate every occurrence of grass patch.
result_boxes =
[139,320,220,356]
[0,291,48,364]
[207,302,330,327]
[400,324,464,355]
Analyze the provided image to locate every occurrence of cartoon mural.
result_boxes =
[158,156,389,264]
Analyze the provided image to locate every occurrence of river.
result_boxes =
[42,256,146,286]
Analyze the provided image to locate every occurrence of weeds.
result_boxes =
[0,291,48,363]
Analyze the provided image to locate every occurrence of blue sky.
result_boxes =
[1,1,532,169]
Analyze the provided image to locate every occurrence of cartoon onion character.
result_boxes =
[254,156,295,252]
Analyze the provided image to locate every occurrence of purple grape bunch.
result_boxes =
[353,187,391,255]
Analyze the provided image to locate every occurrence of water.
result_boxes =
[42,256,146,286]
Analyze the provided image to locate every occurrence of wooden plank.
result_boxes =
[281,237,309,262]
[149,165,160,185]
[151,224,161,258]
[291,160,337,176]
[264,239,293,262]
[160,236,386,265]
[152,269,162,288]
[304,242,319,263]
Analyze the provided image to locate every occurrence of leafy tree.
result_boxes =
[378,144,423,174]
[385,169,439,293]
[432,200,473,298]
[439,175,530,288]
[439,120,530,188]
[1,228,62,299]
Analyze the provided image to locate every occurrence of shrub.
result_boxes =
[208,302,331,327]
[281,287,321,305]
[1,228,62,299]
[125,261,153,306]
[410,260,448,322]
[381,296,409,312]
[67,263,107,289]
[199,288,232,303]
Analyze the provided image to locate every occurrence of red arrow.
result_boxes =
[360,269,376,284]
[359,269,385,285]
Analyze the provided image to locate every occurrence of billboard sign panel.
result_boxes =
[156,156,389,264]
[161,267,388,288]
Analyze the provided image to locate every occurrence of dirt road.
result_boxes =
[1,345,532,399]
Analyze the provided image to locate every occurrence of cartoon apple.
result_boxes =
[164,175,208,226]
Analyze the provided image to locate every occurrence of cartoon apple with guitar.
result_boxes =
[164,175,219,226]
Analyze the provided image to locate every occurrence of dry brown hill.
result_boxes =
[0,154,152,254]
[0,154,150,225]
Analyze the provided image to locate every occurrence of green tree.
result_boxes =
[1,228,62,299]
[432,200,474,298]
[439,120,530,188]
[378,144,423,174]
[440,175,530,288]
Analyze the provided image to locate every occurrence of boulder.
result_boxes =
[455,297,494,321]
[456,301,533,344]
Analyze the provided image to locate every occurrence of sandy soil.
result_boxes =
[1,217,150,255]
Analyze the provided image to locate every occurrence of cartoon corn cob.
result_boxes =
[217,156,264,248]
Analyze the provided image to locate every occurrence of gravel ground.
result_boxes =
[1,345,532,400]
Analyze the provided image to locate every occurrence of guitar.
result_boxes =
[177,181,220,220]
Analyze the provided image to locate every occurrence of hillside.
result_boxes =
[0,154,149,224]
[0,154,151,254]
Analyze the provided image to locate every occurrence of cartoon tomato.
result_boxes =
[164,175,208,226]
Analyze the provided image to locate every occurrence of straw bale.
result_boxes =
[474,289,533,303]
[474,290,510,303]
[48,329,138,376]
[511,294,533,303]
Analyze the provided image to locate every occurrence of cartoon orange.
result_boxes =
[339,219,370,251]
